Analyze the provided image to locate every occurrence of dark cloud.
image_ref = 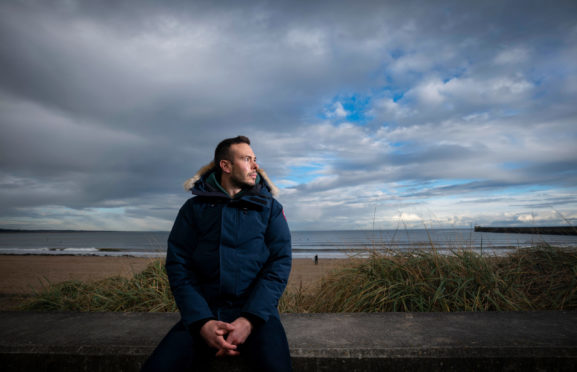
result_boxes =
[1,0,576,230]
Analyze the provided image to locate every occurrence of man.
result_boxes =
[142,136,292,371]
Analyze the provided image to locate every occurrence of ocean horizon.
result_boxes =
[1,228,577,259]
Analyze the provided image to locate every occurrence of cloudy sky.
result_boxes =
[1,0,576,231]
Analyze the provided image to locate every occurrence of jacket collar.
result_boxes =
[183,161,279,198]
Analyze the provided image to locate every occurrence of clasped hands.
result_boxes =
[200,317,253,357]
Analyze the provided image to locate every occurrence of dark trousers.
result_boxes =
[141,317,292,372]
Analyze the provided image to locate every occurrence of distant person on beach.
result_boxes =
[142,136,292,372]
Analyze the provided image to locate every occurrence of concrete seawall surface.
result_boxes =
[1,311,576,371]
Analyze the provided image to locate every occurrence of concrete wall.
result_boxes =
[1,311,576,371]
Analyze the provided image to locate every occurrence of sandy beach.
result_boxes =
[0,255,351,297]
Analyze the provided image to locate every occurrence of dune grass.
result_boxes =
[22,259,177,312]
[281,247,577,313]
[21,247,577,313]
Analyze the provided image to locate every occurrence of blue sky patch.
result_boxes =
[285,164,326,185]
[322,93,372,125]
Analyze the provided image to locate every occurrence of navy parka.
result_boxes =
[166,166,292,333]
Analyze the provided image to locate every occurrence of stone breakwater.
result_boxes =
[474,226,577,235]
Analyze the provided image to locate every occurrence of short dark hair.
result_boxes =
[214,135,251,176]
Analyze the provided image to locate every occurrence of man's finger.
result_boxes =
[215,336,237,351]
[216,322,236,332]
[216,348,240,357]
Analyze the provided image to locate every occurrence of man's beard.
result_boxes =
[230,173,255,190]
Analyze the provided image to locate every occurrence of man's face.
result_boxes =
[226,143,259,189]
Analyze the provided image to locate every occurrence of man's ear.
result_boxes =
[220,160,231,174]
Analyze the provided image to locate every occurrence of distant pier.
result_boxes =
[474,226,577,235]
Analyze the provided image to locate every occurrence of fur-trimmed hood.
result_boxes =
[183,161,279,197]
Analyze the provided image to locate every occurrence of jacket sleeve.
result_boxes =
[165,199,215,331]
[242,199,292,322]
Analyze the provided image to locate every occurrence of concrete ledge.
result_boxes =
[1,311,576,371]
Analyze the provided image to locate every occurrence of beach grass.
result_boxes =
[281,246,577,313]
[22,259,177,312]
[20,246,577,313]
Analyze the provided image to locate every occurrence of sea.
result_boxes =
[1,229,577,259]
